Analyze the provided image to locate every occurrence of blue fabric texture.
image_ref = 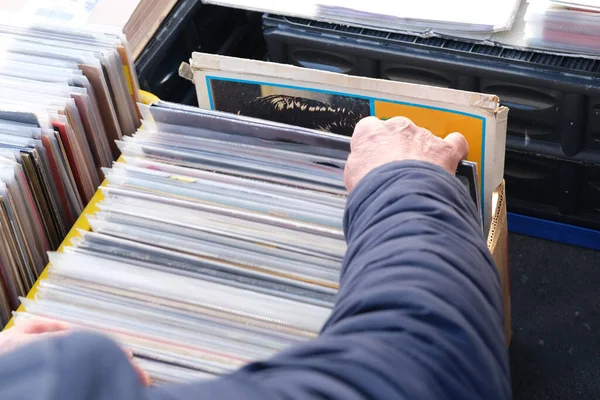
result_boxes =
[0,160,510,400]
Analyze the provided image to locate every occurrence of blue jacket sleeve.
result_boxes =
[0,161,510,400]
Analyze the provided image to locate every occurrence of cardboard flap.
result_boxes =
[487,180,511,345]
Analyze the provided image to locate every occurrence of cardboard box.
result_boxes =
[488,180,511,344]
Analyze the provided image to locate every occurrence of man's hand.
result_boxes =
[344,116,469,192]
[0,318,70,355]
[1,319,152,386]
[124,348,153,387]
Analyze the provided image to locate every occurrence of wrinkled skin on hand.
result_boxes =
[344,116,469,192]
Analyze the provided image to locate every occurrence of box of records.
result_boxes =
[4,54,510,385]
[8,101,509,384]
[0,19,141,324]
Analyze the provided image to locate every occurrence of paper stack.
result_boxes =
[0,0,180,59]
[12,101,480,384]
[202,0,523,33]
[525,0,600,54]
[0,21,140,325]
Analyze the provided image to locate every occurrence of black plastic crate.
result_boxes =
[135,1,265,106]
[263,15,600,163]
[505,150,600,230]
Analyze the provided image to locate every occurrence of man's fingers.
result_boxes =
[121,347,152,386]
[351,117,383,151]
[444,132,469,161]
[353,116,382,133]
[9,330,72,350]
[348,116,472,189]
[124,348,134,359]
[383,116,418,134]
[132,360,152,386]
[26,330,72,342]
[18,318,71,334]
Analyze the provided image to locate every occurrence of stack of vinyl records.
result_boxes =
[0,21,141,325]
[524,0,600,54]
[13,101,480,384]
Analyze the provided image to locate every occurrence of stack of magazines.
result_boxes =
[202,0,522,33]
[0,21,140,325]
[12,101,480,384]
[1,0,181,60]
[524,0,600,54]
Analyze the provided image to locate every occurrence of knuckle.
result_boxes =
[352,117,380,138]
[416,127,434,140]
[351,128,388,152]
[385,117,418,134]
[353,116,381,134]
[455,132,467,143]
[442,132,469,161]
[432,142,456,164]
[441,142,457,157]
[384,116,414,129]
[460,135,470,152]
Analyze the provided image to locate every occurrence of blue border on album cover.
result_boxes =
[205,75,487,219]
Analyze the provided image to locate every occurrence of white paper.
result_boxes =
[20,0,100,25]
[202,0,522,32]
